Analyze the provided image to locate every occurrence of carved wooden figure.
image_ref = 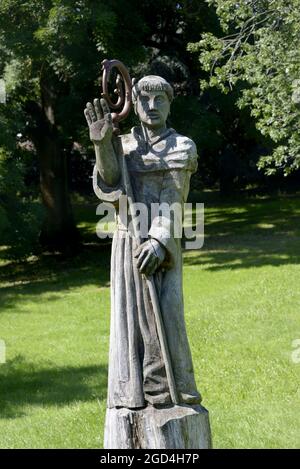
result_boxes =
[84,60,211,449]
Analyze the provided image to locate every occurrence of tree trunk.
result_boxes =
[28,72,80,253]
[37,127,79,253]
[104,405,212,449]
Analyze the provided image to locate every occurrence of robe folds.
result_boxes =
[94,126,201,408]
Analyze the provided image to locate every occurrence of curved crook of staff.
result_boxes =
[101,58,179,405]
[101,59,132,133]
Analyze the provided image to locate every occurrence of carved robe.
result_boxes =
[94,126,201,408]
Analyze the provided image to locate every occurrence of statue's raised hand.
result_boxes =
[84,98,113,145]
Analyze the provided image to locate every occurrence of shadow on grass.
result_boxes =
[0,356,108,419]
[183,195,300,271]
[0,243,111,312]
[1,195,300,309]
[184,243,300,271]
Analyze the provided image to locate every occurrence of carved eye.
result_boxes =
[156,96,165,104]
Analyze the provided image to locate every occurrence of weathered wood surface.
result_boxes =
[104,405,212,449]
[86,73,213,450]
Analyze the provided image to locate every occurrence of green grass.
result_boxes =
[0,192,300,448]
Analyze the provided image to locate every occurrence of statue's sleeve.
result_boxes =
[92,155,124,206]
[148,139,198,268]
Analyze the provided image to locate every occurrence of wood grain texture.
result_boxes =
[104,405,212,449]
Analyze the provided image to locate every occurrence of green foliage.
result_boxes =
[0,0,294,249]
[0,0,149,255]
[171,88,267,190]
[0,0,148,136]
[189,0,300,175]
[0,73,42,258]
[0,146,43,259]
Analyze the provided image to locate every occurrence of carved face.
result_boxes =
[135,90,170,130]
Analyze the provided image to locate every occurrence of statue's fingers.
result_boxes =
[134,241,147,258]
[86,102,97,122]
[139,253,153,273]
[84,109,92,125]
[133,247,141,258]
[143,257,157,276]
[104,111,112,125]
[145,266,157,278]
[136,249,148,269]
[136,252,147,269]
[94,98,103,120]
[100,98,111,117]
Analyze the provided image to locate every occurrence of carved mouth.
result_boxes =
[147,113,160,119]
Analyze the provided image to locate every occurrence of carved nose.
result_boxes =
[149,99,156,109]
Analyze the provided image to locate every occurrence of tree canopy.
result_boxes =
[0,0,149,252]
[189,0,300,175]
[1,0,298,256]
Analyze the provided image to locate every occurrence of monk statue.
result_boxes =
[84,66,211,449]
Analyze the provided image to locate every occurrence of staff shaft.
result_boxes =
[119,142,179,405]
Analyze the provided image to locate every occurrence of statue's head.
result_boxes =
[132,75,173,130]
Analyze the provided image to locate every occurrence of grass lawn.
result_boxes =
[0,192,300,448]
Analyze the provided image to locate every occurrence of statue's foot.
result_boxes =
[145,391,172,407]
[145,390,202,406]
[179,391,202,405]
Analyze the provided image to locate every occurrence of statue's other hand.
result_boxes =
[134,239,165,277]
[84,98,113,145]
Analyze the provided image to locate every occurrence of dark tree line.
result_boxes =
[1,0,296,256]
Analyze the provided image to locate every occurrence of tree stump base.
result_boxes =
[104,404,212,449]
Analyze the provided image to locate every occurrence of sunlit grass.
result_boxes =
[0,192,299,448]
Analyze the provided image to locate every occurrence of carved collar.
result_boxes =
[131,126,176,153]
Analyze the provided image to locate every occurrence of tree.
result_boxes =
[0,94,43,257]
[188,0,300,176]
[0,0,147,252]
[134,1,268,192]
